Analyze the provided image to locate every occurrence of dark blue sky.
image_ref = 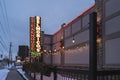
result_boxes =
[0,0,94,59]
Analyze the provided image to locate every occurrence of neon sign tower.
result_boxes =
[30,16,41,56]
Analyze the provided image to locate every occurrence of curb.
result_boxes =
[24,72,34,80]
[17,71,34,80]
[17,71,26,80]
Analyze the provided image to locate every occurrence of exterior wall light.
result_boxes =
[43,49,46,53]
[72,38,75,43]
[62,46,65,49]
[97,37,102,44]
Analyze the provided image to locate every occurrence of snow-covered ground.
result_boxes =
[18,68,76,80]
[0,64,29,80]
[0,69,9,80]
[0,64,12,80]
[0,64,75,80]
[17,68,29,80]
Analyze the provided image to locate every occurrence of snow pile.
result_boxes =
[17,69,29,80]
[0,63,14,80]
[0,69,9,80]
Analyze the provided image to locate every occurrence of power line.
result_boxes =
[0,0,11,41]
[0,36,9,52]
[3,0,11,41]
[0,21,6,34]
[0,1,6,23]
[0,43,8,57]
[0,20,9,51]
[0,21,9,52]
[0,0,11,54]
[0,41,8,53]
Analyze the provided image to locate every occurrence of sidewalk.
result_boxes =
[6,66,25,80]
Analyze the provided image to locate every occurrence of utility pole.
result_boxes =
[9,42,12,65]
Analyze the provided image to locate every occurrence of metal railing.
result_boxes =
[97,70,120,80]
[25,65,120,80]
[56,68,89,80]
[52,67,120,80]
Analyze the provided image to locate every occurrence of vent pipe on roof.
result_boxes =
[61,23,66,28]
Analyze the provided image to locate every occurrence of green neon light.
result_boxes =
[31,51,40,56]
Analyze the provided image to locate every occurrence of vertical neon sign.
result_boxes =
[30,16,41,56]
[30,17,35,52]
[35,16,41,54]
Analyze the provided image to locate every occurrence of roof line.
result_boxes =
[64,4,95,29]
[53,3,95,35]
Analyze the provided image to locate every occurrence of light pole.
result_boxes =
[89,12,97,80]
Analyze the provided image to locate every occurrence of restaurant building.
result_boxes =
[30,0,120,69]
[28,0,120,79]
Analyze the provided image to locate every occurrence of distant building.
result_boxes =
[0,54,3,61]
[18,45,29,61]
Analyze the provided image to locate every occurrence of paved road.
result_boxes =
[6,67,24,80]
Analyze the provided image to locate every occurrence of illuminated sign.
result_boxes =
[30,17,35,52]
[35,16,41,53]
[30,16,41,56]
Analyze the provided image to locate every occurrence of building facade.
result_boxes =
[18,45,29,61]
[51,5,95,68]
[28,0,120,79]
[42,32,53,64]
[34,0,120,69]
[96,0,120,68]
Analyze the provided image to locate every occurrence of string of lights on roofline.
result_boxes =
[42,35,102,55]
[42,42,88,55]
[56,43,89,55]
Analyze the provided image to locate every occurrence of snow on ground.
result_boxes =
[16,66,75,80]
[0,63,14,80]
[16,66,29,80]
[0,63,29,80]
[0,69,9,80]
[17,68,29,80]
[4,64,14,69]
[0,65,76,80]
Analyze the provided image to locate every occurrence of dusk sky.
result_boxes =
[0,0,94,59]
